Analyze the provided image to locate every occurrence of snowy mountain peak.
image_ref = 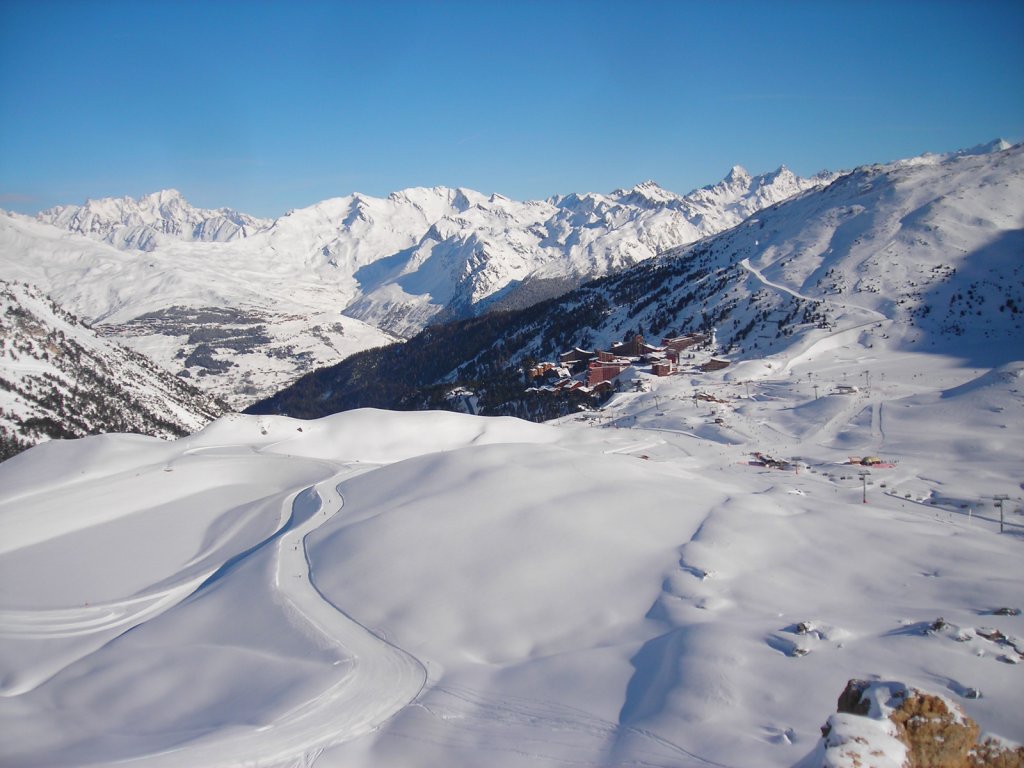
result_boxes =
[385,187,434,206]
[725,165,751,183]
[451,187,482,212]
[616,180,678,205]
[142,188,185,204]
[763,164,794,181]
[957,137,1013,157]
[382,185,482,214]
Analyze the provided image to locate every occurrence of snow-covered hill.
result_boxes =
[0,280,225,458]
[1,166,829,406]
[646,141,1024,363]
[1,346,1020,766]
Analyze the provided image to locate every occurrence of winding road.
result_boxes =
[739,256,885,323]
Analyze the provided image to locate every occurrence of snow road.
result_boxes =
[739,256,885,323]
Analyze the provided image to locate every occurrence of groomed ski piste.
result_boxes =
[1,306,1022,767]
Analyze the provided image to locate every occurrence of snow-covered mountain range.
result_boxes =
[341,165,832,334]
[0,140,1018,422]
[254,141,1024,419]
[37,189,270,251]
[0,280,225,458]
[0,165,830,405]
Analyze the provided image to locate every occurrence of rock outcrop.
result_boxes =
[813,679,1023,768]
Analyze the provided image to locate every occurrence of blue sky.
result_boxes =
[1,0,1022,218]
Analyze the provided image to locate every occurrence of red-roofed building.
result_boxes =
[588,360,631,386]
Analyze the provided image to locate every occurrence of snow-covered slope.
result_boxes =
[0,280,225,459]
[655,141,1024,362]
[1,338,1021,768]
[36,189,270,251]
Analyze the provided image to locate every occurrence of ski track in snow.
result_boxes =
[871,399,884,447]
[739,257,817,307]
[739,256,891,376]
[0,455,427,766]
[0,572,214,643]
[402,684,739,768]
[115,461,427,767]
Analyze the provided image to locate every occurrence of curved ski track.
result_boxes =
[1,458,427,766]
[120,461,428,767]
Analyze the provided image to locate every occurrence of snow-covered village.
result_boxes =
[526,332,712,393]
[1,3,1023,767]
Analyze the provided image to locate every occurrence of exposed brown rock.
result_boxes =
[971,738,1024,768]
[825,680,1024,768]
[888,690,978,767]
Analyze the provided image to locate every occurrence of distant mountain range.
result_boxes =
[37,189,270,251]
[0,164,832,406]
[1,139,1019,452]
[249,141,1024,419]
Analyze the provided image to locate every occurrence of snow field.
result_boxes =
[0,322,1022,768]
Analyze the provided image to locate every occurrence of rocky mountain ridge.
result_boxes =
[0,280,226,459]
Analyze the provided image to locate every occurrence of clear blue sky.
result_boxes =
[1,0,1022,218]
